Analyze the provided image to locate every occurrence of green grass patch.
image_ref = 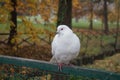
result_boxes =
[0,18,118,33]
[72,18,117,30]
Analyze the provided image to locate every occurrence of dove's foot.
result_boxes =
[58,63,63,71]
[57,63,74,71]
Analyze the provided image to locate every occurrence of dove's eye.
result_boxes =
[61,28,63,30]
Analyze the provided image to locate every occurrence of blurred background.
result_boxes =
[0,0,120,73]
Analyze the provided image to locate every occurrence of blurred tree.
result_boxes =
[38,0,58,23]
[72,0,94,29]
[103,0,109,33]
[0,0,13,23]
[57,0,72,28]
[115,0,120,29]
[94,0,109,32]
[114,0,120,50]
[89,0,93,30]
[17,0,38,16]
[93,0,114,32]
[72,0,83,22]
[16,0,58,23]
[7,0,17,46]
[82,0,94,30]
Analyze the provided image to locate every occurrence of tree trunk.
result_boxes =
[57,0,72,28]
[103,0,109,33]
[7,0,17,46]
[114,2,120,51]
[89,1,93,30]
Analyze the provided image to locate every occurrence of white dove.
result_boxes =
[50,25,80,71]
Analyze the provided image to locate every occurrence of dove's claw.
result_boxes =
[58,63,63,71]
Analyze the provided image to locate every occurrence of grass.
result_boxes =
[72,18,118,30]
[0,18,118,32]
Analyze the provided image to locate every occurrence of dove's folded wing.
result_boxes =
[50,56,57,64]
[51,35,58,56]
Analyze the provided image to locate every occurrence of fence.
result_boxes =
[0,55,120,80]
[0,29,120,65]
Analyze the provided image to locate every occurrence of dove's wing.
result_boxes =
[51,35,58,56]
[50,56,57,64]
[50,35,58,63]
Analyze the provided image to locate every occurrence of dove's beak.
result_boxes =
[56,31,59,34]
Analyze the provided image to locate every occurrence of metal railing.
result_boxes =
[0,55,120,80]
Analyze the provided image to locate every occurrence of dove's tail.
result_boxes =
[50,56,57,64]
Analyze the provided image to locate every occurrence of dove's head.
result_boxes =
[56,25,73,35]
